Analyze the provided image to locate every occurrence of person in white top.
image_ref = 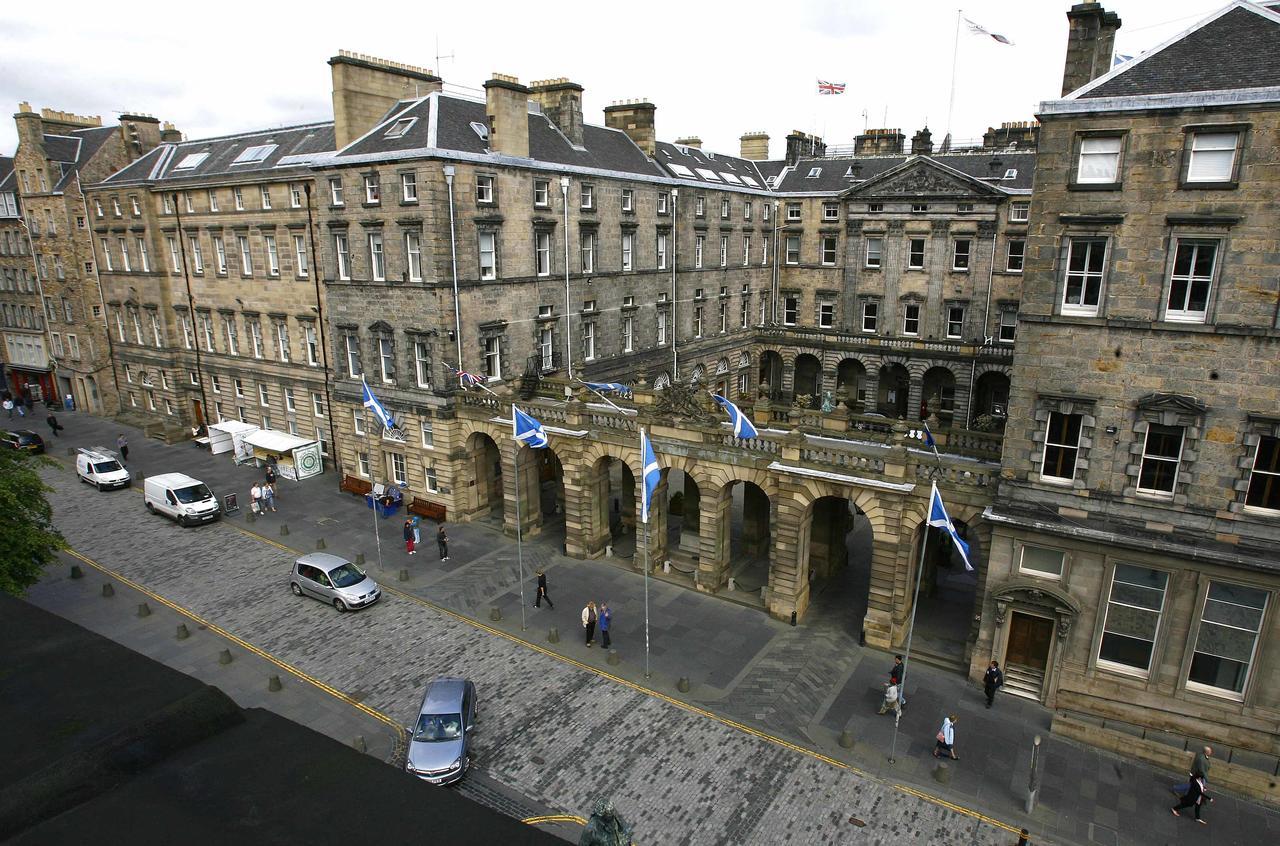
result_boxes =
[933,715,958,760]
[250,483,262,515]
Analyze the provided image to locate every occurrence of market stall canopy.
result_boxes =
[243,429,316,453]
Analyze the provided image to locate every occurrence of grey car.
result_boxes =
[405,677,476,785]
[289,553,380,611]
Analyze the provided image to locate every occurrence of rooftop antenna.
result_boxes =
[434,36,455,78]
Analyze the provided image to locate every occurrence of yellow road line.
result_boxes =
[521,815,587,826]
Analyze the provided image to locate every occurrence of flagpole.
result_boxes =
[889,481,935,765]
[946,9,962,139]
[512,405,528,633]
[641,427,651,680]
[364,392,384,573]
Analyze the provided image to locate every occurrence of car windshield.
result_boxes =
[19,433,40,443]
[327,563,366,588]
[413,713,463,742]
[93,461,122,473]
[174,484,212,503]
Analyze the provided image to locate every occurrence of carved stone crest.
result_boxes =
[653,381,715,423]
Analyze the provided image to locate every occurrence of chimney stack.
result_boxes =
[853,128,903,157]
[785,131,825,165]
[910,127,933,156]
[604,100,657,157]
[530,78,584,147]
[161,122,183,143]
[983,121,1039,150]
[1061,1,1122,95]
[674,136,703,150]
[739,131,770,160]
[484,74,531,158]
[329,51,442,149]
[118,114,162,159]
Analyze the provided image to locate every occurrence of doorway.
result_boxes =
[1004,612,1054,700]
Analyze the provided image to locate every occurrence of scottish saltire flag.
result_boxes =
[640,428,661,525]
[361,378,395,431]
[964,18,1014,45]
[713,394,759,440]
[584,381,633,397]
[817,80,846,95]
[1112,53,1134,67]
[512,405,549,449]
[923,422,941,461]
[928,482,972,571]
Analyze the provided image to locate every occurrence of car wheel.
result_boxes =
[333,598,347,612]
[290,582,303,597]
[145,501,155,513]
[95,481,103,491]
[177,515,189,527]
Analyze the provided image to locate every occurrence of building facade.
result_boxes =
[0,154,46,405]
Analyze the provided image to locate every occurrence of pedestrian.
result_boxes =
[534,569,554,609]
[878,681,902,719]
[891,655,907,708]
[264,463,277,485]
[411,516,421,550]
[599,602,612,649]
[1173,746,1213,796]
[22,392,33,413]
[250,483,262,515]
[437,523,449,561]
[117,434,129,462]
[3,398,12,419]
[1171,774,1210,825]
[404,518,416,555]
[933,715,958,760]
[46,412,63,437]
[983,660,1004,708]
[582,601,597,647]
[262,482,277,512]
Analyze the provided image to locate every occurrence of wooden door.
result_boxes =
[1006,613,1054,672]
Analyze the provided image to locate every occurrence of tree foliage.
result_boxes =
[0,449,67,596]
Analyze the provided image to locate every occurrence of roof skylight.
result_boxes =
[384,117,417,139]
[740,176,760,188]
[806,167,822,178]
[231,144,277,165]
[668,163,695,177]
[173,152,209,171]
[719,173,742,185]
[694,168,721,182]
[470,121,489,141]
[1004,168,1018,179]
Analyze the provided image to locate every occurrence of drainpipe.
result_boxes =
[771,202,781,325]
[560,175,572,382]
[669,188,679,381]
[969,229,999,427]
[304,182,342,484]
[77,181,122,416]
[172,193,211,434]
[442,166,464,381]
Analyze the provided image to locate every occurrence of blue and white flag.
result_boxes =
[512,405,548,449]
[640,428,661,524]
[713,394,759,440]
[584,381,632,397]
[927,482,972,571]
[361,378,395,431]
[923,422,940,461]
[1112,53,1134,67]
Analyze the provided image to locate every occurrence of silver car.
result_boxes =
[289,553,380,612]
[405,677,476,785]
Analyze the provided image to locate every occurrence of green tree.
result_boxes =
[0,449,66,596]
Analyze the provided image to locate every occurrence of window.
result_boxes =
[476,175,494,204]
[405,232,423,281]
[345,334,362,377]
[1009,201,1030,223]
[720,199,729,220]
[656,310,667,345]
[315,426,328,455]
[744,201,752,221]
[538,327,554,370]
[957,202,974,212]
[470,230,496,280]
[657,192,668,214]
[534,179,549,207]
[335,234,350,280]
[946,306,964,339]
[264,235,280,276]
[161,195,173,214]
[583,322,595,360]
[786,202,801,221]
[329,178,344,206]
[656,234,667,270]
[1006,239,1025,272]
[379,337,395,383]
[284,387,295,412]
[902,303,920,335]
[364,175,380,204]
[622,316,633,352]
[225,318,240,355]
[694,235,705,268]
[207,190,219,212]
[911,203,929,213]
[1040,412,1083,482]
[483,336,502,380]
[622,189,634,212]
[1097,564,1168,675]
[908,238,925,269]
[695,196,705,216]
[214,236,227,274]
[1165,240,1216,323]
[952,238,971,271]
[234,378,246,398]
[50,333,63,357]
[535,231,551,276]
[294,235,308,277]
[622,233,633,271]
[1188,582,1268,697]
[368,233,385,281]
[201,315,215,351]
[719,302,728,333]
[414,341,432,388]
[182,193,193,214]
[100,239,113,272]
[865,236,883,268]
[719,235,728,267]
[358,452,370,477]
[820,236,837,266]
[305,325,319,366]
[1138,424,1183,495]
[67,335,80,359]
[312,391,325,417]
[420,418,435,448]
[137,238,150,272]
[785,236,800,265]
[118,239,131,272]
[693,306,704,337]
[234,188,244,210]
[1077,136,1123,184]
[425,465,438,492]
[233,144,277,164]
[259,384,270,407]
[783,295,798,326]
[999,309,1017,343]
[401,172,417,202]
[823,202,839,221]
[862,301,878,332]
[580,232,595,273]
[1019,545,1065,579]
[184,237,202,274]
[290,184,303,208]
[389,453,407,486]
[250,321,264,358]
[259,186,272,209]
[580,184,594,210]
[1245,436,1280,512]
[1062,237,1107,316]
[181,315,193,349]
[239,236,253,276]
[1186,131,1239,183]
[818,302,834,329]
[761,236,769,266]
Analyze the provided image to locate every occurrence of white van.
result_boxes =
[76,448,131,490]
[144,473,221,526]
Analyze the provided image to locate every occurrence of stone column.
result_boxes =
[617,463,636,533]
[506,442,542,539]
[907,374,925,421]
[581,457,611,559]
[697,483,732,592]
[561,453,592,559]
[641,472,669,572]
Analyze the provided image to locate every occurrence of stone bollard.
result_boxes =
[355,553,366,566]
[66,447,77,457]
[246,510,256,523]
[70,565,83,579]
[101,583,115,598]
[218,649,233,665]
[728,577,737,591]
[839,730,855,749]
[352,736,367,754]
[677,677,691,693]
[134,471,143,481]
[933,759,951,784]
[137,602,152,618]
[489,607,502,622]
[398,569,409,582]
[176,624,190,640]
[279,524,289,536]
[663,561,671,574]
[268,675,283,692]
[547,627,560,643]
[607,649,620,666]
[316,538,327,550]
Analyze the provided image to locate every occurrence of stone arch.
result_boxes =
[877,362,911,417]
[794,353,821,402]
[462,430,505,523]
[836,358,867,411]
[974,370,1011,421]
[653,371,671,389]
[921,365,959,423]
[758,350,783,399]
[899,497,987,657]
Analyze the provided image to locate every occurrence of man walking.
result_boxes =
[3,397,12,419]
[890,655,907,708]
[403,518,416,555]
[117,434,129,462]
[582,601,597,647]
[599,602,612,649]
[1171,774,1210,825]
[46,412,63,437]
[983,660,1004,708]
[437,523,449,561]
[1173,746,1213,796]
[534,570,554,609]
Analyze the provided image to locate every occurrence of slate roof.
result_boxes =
[1078,2,1280,99]
[651,141,772,191]
[99,122,336,187]
[0,155,15,193]
[37,125,121,191]
[770,150,1036,194]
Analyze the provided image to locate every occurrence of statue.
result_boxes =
[579,797,634,846]
[821,390,836,413]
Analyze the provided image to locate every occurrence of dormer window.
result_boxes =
[384,117,417,138]
[806,167,822,178]
[470,121,489,142]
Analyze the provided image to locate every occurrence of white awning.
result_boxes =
[243,428,317,454]
[208,420,260,435]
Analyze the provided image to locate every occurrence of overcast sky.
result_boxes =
[0,0,1226,162]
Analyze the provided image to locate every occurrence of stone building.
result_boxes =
[7,104,169,413]
[0,154,46,403]
[975,0,1280,773]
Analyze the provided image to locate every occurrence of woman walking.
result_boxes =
[403,518,416,555]
[933,715,958,760]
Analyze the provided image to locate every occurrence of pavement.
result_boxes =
[22,410,1280,845]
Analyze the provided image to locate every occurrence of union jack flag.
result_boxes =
[817,80,846,95]
[447,364,485,389]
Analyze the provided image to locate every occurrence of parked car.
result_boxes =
[289,553,380,612]
[1,429,45,454]
[76,448,131,490]
[405,677,477,785]
[144,472,220,526]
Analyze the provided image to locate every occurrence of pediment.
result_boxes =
[367,319,394,333]
[1136,393,1206,416]
[991,578,1080,616]
[846,157,1001,200]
